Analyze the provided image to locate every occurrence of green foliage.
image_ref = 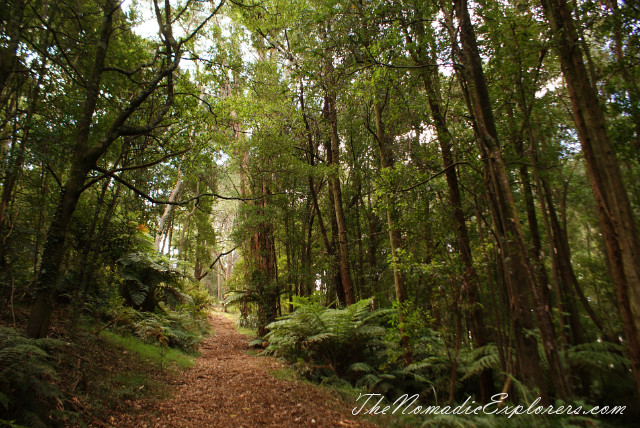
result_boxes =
[117,251,186,311]
[224,269,281,332]
[566,340,636,401]
[135,304,210,352]
[460,345,502,382]
[567,341,631,374]
[0,327,64,427]
[263,297,391,381]
[386,300,438,362]
[103,302,210,353]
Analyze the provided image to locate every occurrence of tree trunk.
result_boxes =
[451,0,572,401]
[27,1,117,337]
[154,163,183,252]
[250,179,278,337]
[178,181,199,260]
[374,101,412,366]
[299,83,346,304]
[27,0,181,337]
[323,89,355,305]
[0,50,48,268]
[403,19,495,400]
[541,0,640,399]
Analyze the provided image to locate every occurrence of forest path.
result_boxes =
[111,311,380,427]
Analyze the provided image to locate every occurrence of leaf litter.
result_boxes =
[110,312,380,427]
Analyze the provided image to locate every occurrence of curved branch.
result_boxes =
[83,148,190,191]
[92,166,279,205]
[197,245,239,280]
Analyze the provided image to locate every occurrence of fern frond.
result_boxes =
[567,341,630,372]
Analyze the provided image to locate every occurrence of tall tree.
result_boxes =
[373,99,412,365]
[27,0,220,338]
[449,0,572,401]
[541,0,640,397]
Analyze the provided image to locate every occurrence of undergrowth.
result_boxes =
[0,303,209,427]
[0,326,66,427]
[100,330,196,371]
[262,297,634,427]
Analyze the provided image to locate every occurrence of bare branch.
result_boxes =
[92,166,278,205]
[197,245,239,280]
[83,148,190,191]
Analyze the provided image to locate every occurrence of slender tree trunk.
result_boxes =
[304,204,314,297]
[324,92,355,305]
[355,198,365,299]
[325,168,346,306]
[178,181,198,260]
[403,20,495,399]
[450,0,572,401]
[541,0,640,399]
[299,83,346,304]
[366,193,380,296]
[154,163,183,252]
[374,101,412,365]
[0,52,48,267]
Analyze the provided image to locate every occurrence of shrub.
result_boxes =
[133,304,210,353]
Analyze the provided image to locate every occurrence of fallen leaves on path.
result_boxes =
[110,313,380,427]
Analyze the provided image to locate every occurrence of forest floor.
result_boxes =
[109,311,383,427]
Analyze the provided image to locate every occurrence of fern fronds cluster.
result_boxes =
[0,326,64,428]
[264,298,390,380]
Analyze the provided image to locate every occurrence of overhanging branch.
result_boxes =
[83,147,190,191]
[197,245,239,280]
[92,166,279,205]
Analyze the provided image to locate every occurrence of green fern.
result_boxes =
[567,341,630,372]
[461,344,501,381]
[0,327,64,428]
[264,297,390,380]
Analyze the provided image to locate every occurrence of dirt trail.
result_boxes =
[111,312,380,427]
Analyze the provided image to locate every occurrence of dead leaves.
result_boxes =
[108,313,379,427]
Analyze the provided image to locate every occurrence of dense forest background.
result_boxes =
[1,0,640,426]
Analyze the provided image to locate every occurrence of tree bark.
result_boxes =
[541,0,640,398]
[324,91,356,305]
[450,0,572,401]
[154,163,183,252]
